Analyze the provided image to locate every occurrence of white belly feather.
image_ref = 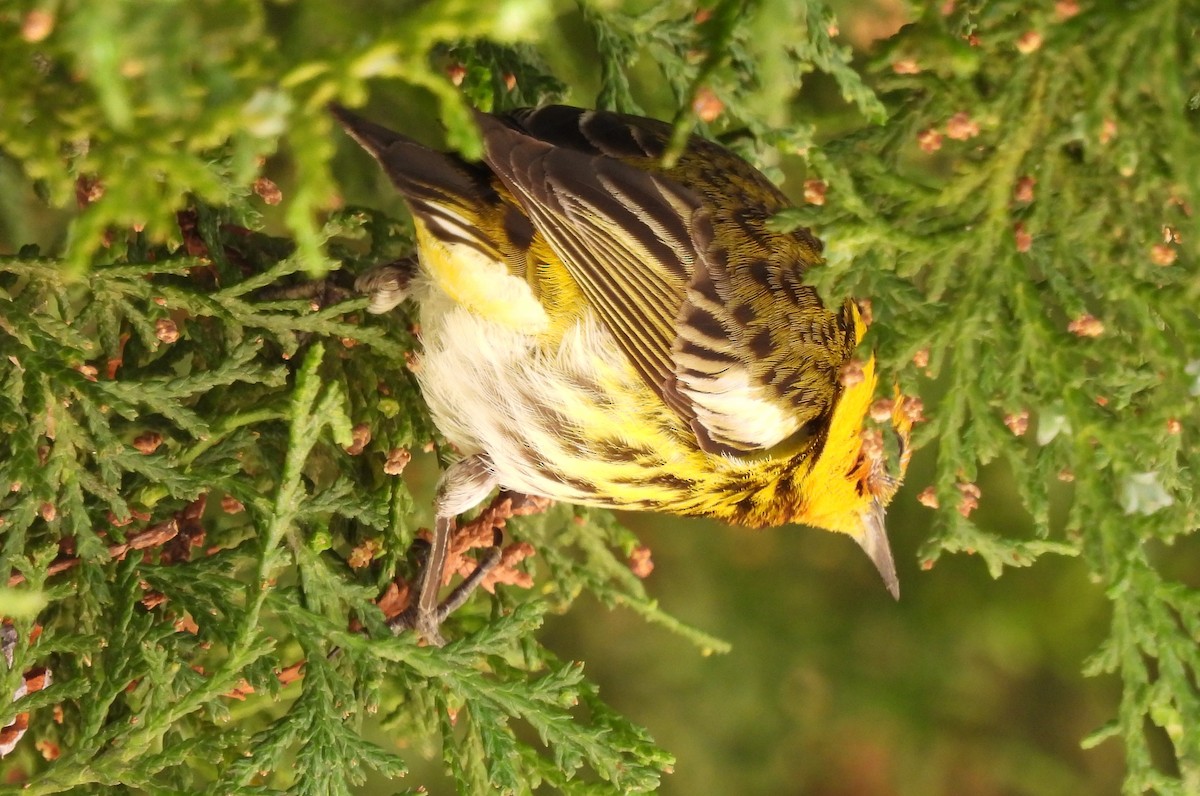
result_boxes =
[414,271,635,505]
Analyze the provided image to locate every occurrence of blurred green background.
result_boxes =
[544,470,1123,795]
[378,444,1124,795]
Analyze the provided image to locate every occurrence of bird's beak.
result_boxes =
[854,499,899,599]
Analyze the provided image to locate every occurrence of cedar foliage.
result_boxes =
[1,0,1198,793]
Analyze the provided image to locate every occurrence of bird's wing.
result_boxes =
[478,107,843,455]
[331,103,527,263]
[475,109,701,427]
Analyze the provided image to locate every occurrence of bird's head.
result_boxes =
[790,308,914,598]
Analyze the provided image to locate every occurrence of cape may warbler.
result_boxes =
[332,104,913,642]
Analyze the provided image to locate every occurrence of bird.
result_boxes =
[330,102,913,644]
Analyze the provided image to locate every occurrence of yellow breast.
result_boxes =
[414,221,550,334]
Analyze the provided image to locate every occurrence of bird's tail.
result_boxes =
[329,103,499,252]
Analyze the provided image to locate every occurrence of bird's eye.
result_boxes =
[846,451,866,479]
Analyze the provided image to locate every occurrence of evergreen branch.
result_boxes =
[2,2,1197,793]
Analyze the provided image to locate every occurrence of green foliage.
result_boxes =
[0,201,697,791]
[1,1,1198,795]
[798,4,1199,791]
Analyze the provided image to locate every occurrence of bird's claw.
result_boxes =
[388,545,504,647]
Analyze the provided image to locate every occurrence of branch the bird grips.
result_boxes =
[332,103,913,639]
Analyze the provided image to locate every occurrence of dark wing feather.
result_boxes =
[330,103,515,257]
[479,107,848,456]
[476,110,701,423]
[339,102,853,456]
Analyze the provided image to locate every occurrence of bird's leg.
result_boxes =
[433,544,503,622]
[356,256,419,315]
[390,454,499,645]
